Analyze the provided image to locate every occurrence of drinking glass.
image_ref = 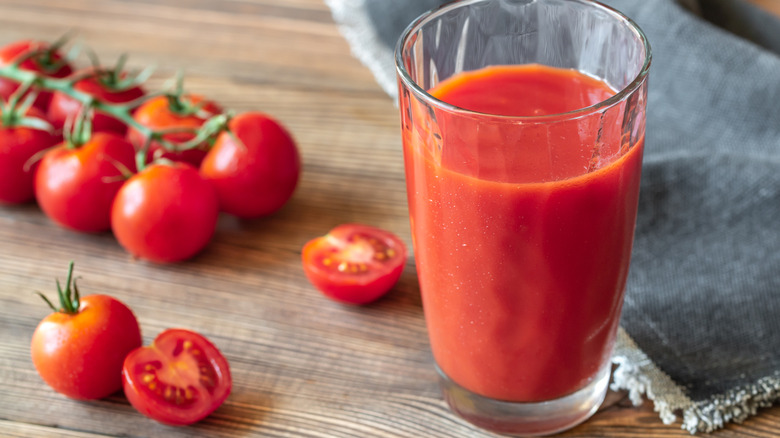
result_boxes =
[395,0,651,435]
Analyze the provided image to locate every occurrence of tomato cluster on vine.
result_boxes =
[0,38,301,263]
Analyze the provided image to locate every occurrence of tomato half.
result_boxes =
[0,40,73,111]
[200,111,300,218]
[31,263,142,400]
[127,94,222,167]
[110,162,219,263]
[302,224,408,305]
[122,329,232,426]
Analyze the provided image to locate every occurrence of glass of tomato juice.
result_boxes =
[395,0,651,435]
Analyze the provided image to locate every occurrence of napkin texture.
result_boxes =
[325,0,780,433]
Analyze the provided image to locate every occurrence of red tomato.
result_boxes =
[34,132,136,232]
[127,94,221,167]
[200,111,300,218]
[0,40,73,111]
[122,329,231,426]
[0,107,58,204]
[111,162,219,263]
[31,262,142,400]
[48,68,145,135]
[302,224,408,304]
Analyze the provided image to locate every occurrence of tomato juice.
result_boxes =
[401,64,643,402]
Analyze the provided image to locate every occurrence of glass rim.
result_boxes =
[394,0,653,122]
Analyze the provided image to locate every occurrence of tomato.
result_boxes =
[111,162,219,263]
[122,329,231,426]
[0,107,58,204]
[48,68,145,135]
[302,224,408,304]
[0,40,73,111]
[31,262,142,400]
[35,132,136,232]
[127,94,221,167]
[200,111,300,218]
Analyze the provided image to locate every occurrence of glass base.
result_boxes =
[437,363,610,436]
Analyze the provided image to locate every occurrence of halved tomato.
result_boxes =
[122,329,231,426]
[302,224,408,305]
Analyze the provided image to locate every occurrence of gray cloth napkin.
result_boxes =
[325,0,780,433]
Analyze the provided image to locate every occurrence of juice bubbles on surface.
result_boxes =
[401,64,644,402]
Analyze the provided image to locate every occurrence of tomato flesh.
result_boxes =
[123,329,231,426]
[302,224,408,305]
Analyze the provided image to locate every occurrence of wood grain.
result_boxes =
[0,1,778,437]
[746,0,780,16]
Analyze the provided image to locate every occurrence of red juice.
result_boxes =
[401,64,643,402]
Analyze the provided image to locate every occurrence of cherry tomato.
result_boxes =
[122,328,231,426]
[48,68,145,135]
[302,224,408,305]
[0,40,73,111]
[31,262,142,400]
[34,132,136,232]
[127,94,221,167]
[0,107,58,204]
[200,111,300,218]
[111,162,219,263]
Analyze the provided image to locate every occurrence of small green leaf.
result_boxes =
[35,291,59,313]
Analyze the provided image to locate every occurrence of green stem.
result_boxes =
[0,63,154,138]
[35,261,81,315]
[0,61,232,164]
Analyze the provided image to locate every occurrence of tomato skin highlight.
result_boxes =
[127,94,221,167]
[111,162,219,263]
[200,111,300,218]
[34,132,137,232]
[47,69,146,136]
[302,224,408,305]
[0,107,58,204]
[0,40,73,111]
[31,294,142,400]
[122,329,232,426]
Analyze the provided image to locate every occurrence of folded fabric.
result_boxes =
[325,0,780,433]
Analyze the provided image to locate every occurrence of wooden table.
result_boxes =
[0,1,777,437]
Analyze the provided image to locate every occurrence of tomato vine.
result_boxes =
[0,48,230,171]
